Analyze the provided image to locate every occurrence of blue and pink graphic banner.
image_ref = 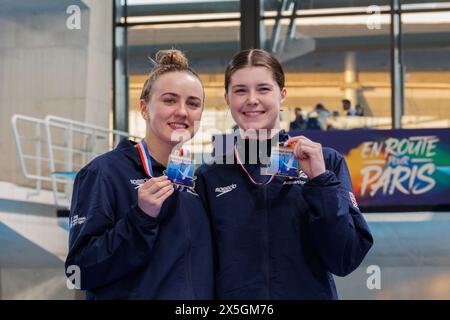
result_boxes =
[291,128,450,208]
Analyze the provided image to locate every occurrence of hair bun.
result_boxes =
[155,49,188,69]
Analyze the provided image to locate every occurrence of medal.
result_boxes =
[164,148,196,189]
[265,141,303,179]
[137,140,195,192]
[233,132,308,185]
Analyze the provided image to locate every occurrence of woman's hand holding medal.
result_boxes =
[286,136,326,180]
[138,176,174,218]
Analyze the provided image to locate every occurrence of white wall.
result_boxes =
[0,0,112,187]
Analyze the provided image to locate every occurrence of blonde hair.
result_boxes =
[140,49,201,102]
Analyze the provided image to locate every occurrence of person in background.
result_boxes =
[325,110,341,130]
[305,110,322,130]
[289,107,305,131]
[355,104,364,117]
[314,103,330,130]
[342,99,356,116]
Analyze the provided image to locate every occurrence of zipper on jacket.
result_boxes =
[184,210,195,299]
[262,184,271,299]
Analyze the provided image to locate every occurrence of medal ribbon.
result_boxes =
[233,143,276,186]
[137,140,154,178]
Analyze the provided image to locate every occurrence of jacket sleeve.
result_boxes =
[302,149,374,277]
[65,167,160,291]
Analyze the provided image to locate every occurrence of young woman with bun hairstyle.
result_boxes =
[66,49,214,299]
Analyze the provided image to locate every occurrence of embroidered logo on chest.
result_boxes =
[215,184,237,198]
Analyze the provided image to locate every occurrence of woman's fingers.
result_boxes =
[140,176,169,190]
[147,179,172,194]
[293,139,318,159]
[295,143,317,159]
[286,136,326,179]
[153,184,174,199]
[286,136,300,146]
[156,186,175,203]
[140,176,174,200]
[286,135,312,145]
[137,176,175,218]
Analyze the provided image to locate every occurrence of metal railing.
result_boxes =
[12,114,140,209]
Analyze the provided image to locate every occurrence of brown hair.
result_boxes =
[140,49,201,102]
[224,49,285,92]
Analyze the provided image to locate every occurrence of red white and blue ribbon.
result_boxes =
[137,140,154,178]
[233,143,276,186]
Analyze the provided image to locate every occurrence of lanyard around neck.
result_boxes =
[233,143,276,186]
[137,140,154,178]
[232,131,293,186]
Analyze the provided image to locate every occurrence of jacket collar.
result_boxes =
[116,138,166,172]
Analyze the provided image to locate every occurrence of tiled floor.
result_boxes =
[1,198,449,299]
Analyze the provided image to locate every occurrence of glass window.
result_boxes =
[401,0,450,8]
[402,9,450,128]
[263,0,390,13]
[262,5,392,130]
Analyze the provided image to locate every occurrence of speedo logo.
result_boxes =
[215,184,237,198]
[130,178,149,189]
[283,179,306,185]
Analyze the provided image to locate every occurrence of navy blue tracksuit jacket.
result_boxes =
[195,131,373,299]
[65,139,214,299]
